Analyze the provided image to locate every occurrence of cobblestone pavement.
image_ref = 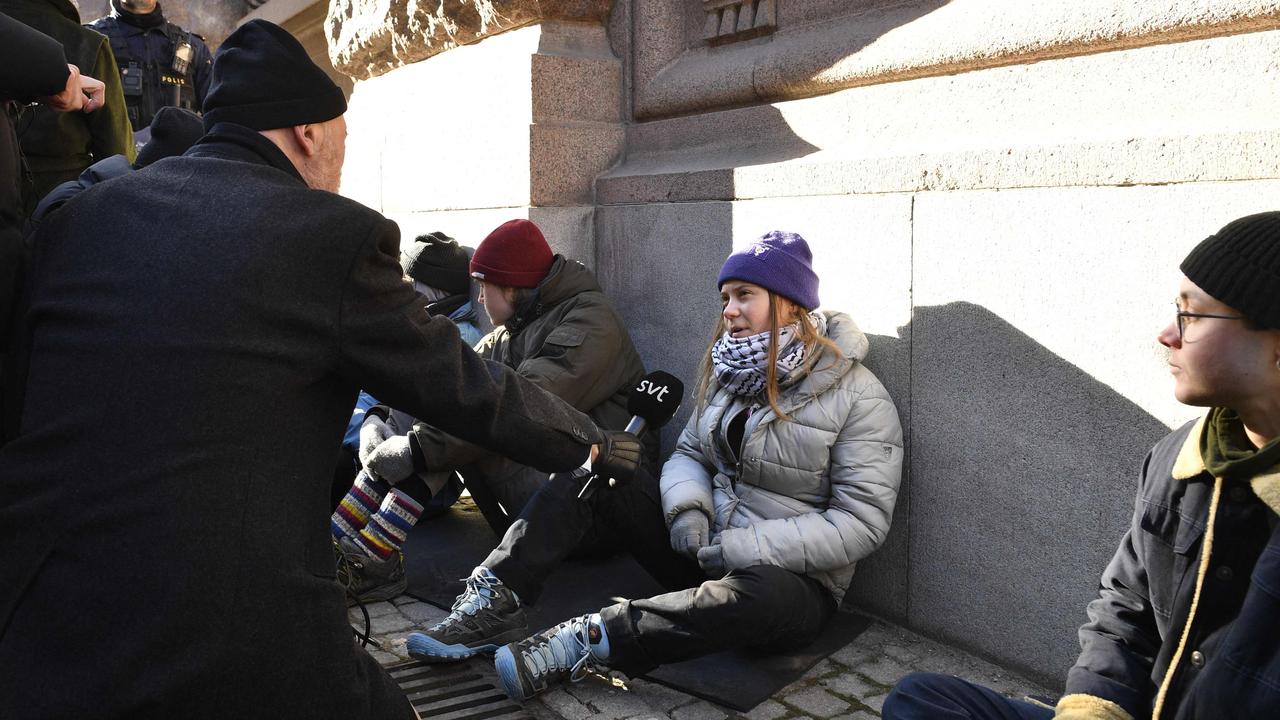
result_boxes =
[352,595,1055,719]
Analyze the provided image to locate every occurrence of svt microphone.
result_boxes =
[578,370,685,499]
[624,370,684,436]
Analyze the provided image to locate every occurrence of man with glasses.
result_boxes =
[881,212,1280,720]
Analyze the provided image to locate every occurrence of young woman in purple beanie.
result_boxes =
[407,231,904,704]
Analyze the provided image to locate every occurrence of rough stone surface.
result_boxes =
[328,0,614,80]
[741,699,788,720]
[782,687,850,718]
[909,180,1280,681]
[603,31,1280,204]
[850,658,912,688]
[396,601,448,626]
[624,679,694,713]
[633,0,1280,118]
[669,700,726,720]
[355,595,1052,718]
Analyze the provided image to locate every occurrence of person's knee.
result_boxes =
[692,565,799,624]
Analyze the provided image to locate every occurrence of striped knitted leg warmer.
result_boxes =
[331,470,389,543]
[356,489,425,560]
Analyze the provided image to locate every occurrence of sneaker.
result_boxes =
[334,537,407,606]
[406,567,528,662]
[493,615,601,703]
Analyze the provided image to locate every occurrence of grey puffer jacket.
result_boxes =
[660,312,903,604]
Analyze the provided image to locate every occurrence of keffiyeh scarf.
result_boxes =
[711,312,825,397]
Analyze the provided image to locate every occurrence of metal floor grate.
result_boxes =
[387,658,530,720]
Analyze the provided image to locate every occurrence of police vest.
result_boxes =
[91,16,198,130]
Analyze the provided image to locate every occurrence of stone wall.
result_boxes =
[326,0,1280,686]
[79,0,252,47]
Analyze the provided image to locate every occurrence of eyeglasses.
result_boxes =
[1174,301,1244,341]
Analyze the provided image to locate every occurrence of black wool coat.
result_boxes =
[0,122,600,719]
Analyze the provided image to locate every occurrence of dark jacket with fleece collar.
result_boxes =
[1060,414,1280,720]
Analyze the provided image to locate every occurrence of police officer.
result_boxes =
[87,0,211,140]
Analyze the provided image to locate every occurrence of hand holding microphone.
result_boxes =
[578,370,684,499]
[593,430,642,487]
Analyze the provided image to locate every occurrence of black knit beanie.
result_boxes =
[201,19,346,132]
[402,232,472,295]
[134,107,204,168]
[1180,211,1280,329]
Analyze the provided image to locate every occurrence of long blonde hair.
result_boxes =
[694,290,841,421]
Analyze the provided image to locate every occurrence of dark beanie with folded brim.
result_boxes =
[403,232,472,295]
[134,106,204,168]
[201,19,346,132]
[1181,211,1280,329]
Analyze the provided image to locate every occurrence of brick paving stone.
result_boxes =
[852,622,897,649]
[881,641,921,665]
[828,644,873,669]
[830,712,878,720]
[776,675,818,699]
[856,691,886,713]
[624,679,695,713]
[852,656,911,687]
[742,699,788,720]
[803,659,842,680]
[908,646,971,677]
[541,688,595,720]
[671,699,728,720]
[397,600,447,625]
[785,687,850,718]
[566,676,639,713]
[368,648,400,665]
[357,600,401,618]
[819,672,881,701]
[369,611,415,635]
[582,686,659,718]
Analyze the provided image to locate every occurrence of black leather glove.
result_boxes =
[594,430,642,487]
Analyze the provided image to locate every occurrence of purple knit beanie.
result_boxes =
[717,231,820,310]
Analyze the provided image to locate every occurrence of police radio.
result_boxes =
[172,39,194,76]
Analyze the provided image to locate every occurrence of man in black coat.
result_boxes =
[0,19,636,720]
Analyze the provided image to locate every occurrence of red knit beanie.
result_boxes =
[469,219,554,288]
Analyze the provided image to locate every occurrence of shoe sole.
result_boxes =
[406,627,529,663]
[494,644,527,702]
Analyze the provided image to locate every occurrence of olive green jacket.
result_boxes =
[0,0,135,212]
[410,256,648,471]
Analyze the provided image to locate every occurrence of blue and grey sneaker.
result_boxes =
[494,614,604,703]
[406,566,527,662]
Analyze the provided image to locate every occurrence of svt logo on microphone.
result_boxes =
[635,378,672,403]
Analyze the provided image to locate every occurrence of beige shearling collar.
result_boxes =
[1172,412,1280,515]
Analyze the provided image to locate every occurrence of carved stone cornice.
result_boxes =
[327,0,614,80]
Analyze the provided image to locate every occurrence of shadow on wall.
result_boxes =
[852,301,1173,687]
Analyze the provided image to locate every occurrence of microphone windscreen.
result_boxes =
[627,371,684,426]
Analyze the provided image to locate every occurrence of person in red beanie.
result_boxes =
[355,218,652,536]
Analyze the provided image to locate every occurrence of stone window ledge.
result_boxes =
[635,0,1280,120]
